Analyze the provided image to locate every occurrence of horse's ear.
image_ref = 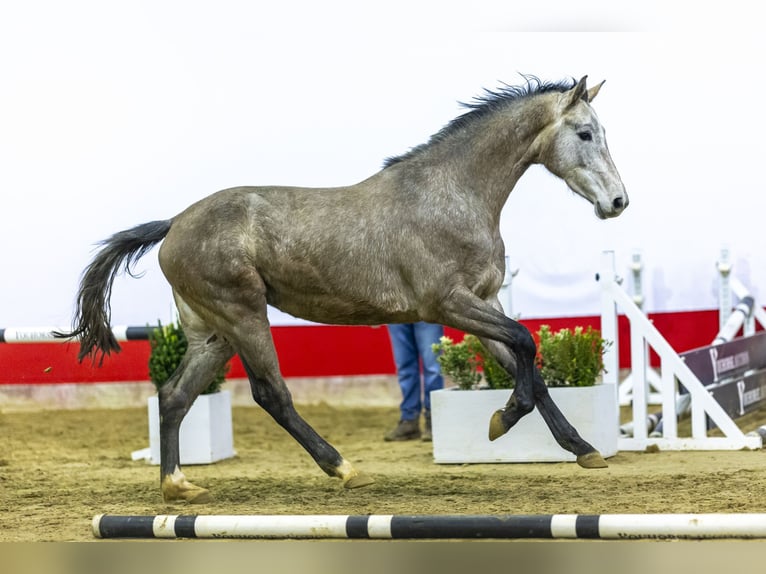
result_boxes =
[587,80,605,102]
[562,75,589,109]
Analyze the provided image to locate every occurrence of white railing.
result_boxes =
[599,250,761,451]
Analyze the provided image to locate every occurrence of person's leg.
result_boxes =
[413,322,445,441]
[385,324,422,440]
[413,322,445,414]
[388,323,423,419]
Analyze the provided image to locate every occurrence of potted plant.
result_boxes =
[429,326,618,463]
[145,320,235,465]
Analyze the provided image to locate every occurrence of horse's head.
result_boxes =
[537,76,628,219]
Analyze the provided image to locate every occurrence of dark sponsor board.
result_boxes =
[679,331,766,429]
[681,331,766,385]
[705,369,766,429]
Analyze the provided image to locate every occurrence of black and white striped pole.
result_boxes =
[92,513,766,540]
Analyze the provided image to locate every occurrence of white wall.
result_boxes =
[1,1,764,328]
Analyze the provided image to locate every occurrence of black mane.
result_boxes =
[383,75,576,168]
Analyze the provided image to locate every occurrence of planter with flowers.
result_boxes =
[430,325,617,463]
[145,321,235,465]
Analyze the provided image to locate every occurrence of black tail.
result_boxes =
[55,220,173,365]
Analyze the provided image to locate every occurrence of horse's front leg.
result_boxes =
[481,336,538,439]
[438,289,605,468]
[437,289,538,431]
[531,370,607,467]
[482,336,606,468]
[472,336,531,439]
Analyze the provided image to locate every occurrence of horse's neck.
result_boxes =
[424,97,555,220]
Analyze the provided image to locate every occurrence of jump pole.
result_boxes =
[0,325,150,343]
[93,513,766,540]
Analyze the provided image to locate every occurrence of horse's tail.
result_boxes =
[54,219,173,365]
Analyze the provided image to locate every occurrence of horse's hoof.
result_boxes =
[576,451,608,469]
[185,488,213,504]
[163,484,212,504]
[162,468,213,503]
[344,471,375,489]
[488,409,509,441]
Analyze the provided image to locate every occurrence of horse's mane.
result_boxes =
[383,74,576,168]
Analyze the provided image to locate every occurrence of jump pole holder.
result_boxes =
[715,246,761,336]
[92,513,766,540]
[616,250,663,406]
[599,250,761,451]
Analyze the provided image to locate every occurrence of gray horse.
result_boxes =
[58,75,627,503]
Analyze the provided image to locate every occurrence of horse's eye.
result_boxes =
[577,131,593,142]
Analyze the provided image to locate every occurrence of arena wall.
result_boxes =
[1,309,721,386]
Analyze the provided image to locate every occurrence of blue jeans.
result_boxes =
[387,322,445,421]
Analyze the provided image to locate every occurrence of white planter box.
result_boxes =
[147,390,235,465]
[431,385,618,463]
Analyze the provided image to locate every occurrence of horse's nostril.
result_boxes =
[613,197,624,210]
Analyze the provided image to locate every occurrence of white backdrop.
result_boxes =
[2,1,764,328]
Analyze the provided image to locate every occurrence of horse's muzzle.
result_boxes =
[596,191,628,219]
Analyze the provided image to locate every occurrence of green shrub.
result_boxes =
[432,334,514,390]
[431,335,483,390]
[432,326,609,390]
[148,320,227,395]
[535,325,610,387]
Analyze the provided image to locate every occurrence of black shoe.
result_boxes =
[384,419,421,441]
[422,412,432,442]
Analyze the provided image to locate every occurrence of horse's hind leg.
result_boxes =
[158,302,234,503]
[234,315,373,489]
